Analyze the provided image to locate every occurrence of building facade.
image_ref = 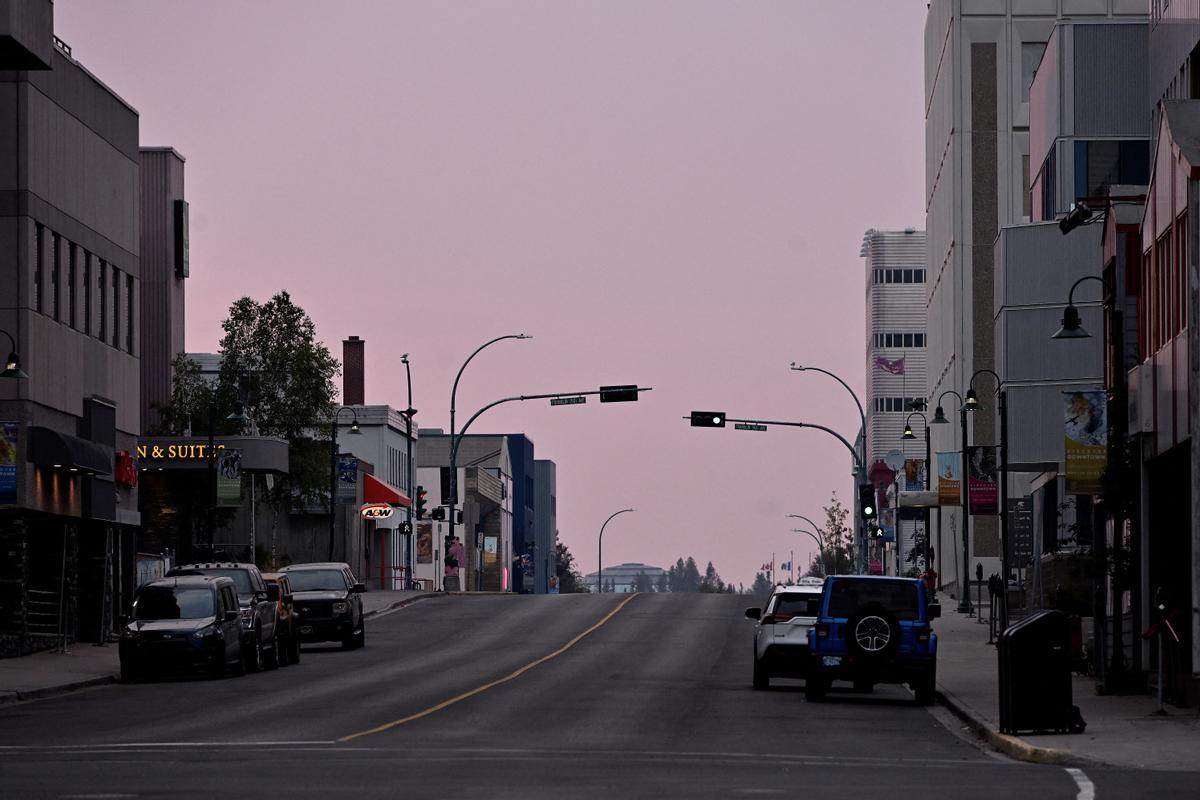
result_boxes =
[923,0,1144,598]
[0,6,143,653]
[533,459,557,593]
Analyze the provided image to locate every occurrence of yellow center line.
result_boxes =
[338,593,639,742]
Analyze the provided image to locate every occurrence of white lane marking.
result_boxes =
[0,740,334,751]
[1065,767,1095,800]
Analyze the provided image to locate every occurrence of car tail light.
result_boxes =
[915,626,931,643]
[772,612,794,622]
[815,623,830,639]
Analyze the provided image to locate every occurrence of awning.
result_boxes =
[363,472,411,507]
[28,426,113,475]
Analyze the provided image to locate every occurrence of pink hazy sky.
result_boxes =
[57,1,926,587]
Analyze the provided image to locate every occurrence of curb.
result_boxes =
[935,687,1106,768]
[0,674,117,708]
[362,592,442,619]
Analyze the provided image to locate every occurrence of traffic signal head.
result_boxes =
[690,410,726,428]
[859,484,876,519]
[415,486,428,519]
[430,507,446,521]
[600,384,640,403]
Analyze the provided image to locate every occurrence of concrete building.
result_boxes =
[585,563,665,594]
[0,5,142,653]
[533,459,557,593]
[416,431,513,592]
[861,228,928,576]
[923,0,1144,599]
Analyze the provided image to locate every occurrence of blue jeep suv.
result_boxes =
[805,575,940,704]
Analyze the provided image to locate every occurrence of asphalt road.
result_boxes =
[0,593,1194,798]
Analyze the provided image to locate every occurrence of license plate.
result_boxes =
[822,656,842,667]
[300,626,313,634]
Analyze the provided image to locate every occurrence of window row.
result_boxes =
[1139,212,1189,359]
[872,269,926,285]
[872,332,926,349]
[32,222,136,355]
[873,397,925,414]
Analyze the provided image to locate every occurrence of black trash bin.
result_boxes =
[997,609,1075,734]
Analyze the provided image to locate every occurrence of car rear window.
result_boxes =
[134,587,215,620]
[200,569,254,594]
[286,569,349,592]
[771,594,822,617]
[827,580,920,621]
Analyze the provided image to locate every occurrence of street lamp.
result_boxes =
[903,410,933,575]
[787,514,827,576]
[448,334,531,574]
[0,330,28,379]
[400,354,417,590]
[967,369,1009,630]
[931,389,971,613]
[597,508,635,593]
[328,406,362,561]
[791,363,869,572]
[1052,275,1105,339]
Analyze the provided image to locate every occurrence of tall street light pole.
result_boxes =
[448,334,531,575]
[401,354,417,589]
[966,369,1007,630]
[598,508,635,593]
[329,406,361,561]
[791,363,869,573]
[932,390,970,613]
[903,411,932,575]
[787,514,826,575]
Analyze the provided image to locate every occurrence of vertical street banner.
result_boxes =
[337,455,358,501]
[936,452,961,506]
[416,522,433,564]
[1063,389,1106,494]
[1007,497,1034,567]
[216,448,242,507]
[901,459,926,491]
[967,446,998,515]
[0,422,17,505]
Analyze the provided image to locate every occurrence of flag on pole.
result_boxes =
[781,561,791,571]
[873,355,906,375]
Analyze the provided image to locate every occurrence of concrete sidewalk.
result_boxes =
[934,598,1200,770]
[0,589,442,706]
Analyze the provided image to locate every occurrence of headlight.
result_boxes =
[332,601,349,615]
[121,627,138,639]
[239,608,254,626]
[192,624,219,639]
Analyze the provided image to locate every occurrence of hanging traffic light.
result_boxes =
[415,486,428,519]
[430,507,446,521]
[859,484,877,519]
[690,410,726,428]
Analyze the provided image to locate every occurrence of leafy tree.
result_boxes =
[668,558,686,592]
[655,572,668,593]
[554,542,588,593]
[682,557,701,592]
[805,491,855,577]
[632,570,654,593]
[699,561,729,593]
[750,572,772,596]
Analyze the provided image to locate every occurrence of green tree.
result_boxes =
[668,558,686,592]
[805,491,855,577]
[554,542,587,593]
[633,570,654,593]
[750,572,772,596]
[682,557,702,592]
[655,572,668,593]
[699,561,728,593]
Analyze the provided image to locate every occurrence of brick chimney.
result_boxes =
[343,336,365,405]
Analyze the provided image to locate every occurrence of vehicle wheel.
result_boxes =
[853,679,875,693]
[354,624,365,649]
[263,633,280,670]
[120,661,139,684]
[244,630,264,673]
[805,676,828,702]
[752,657,769,690]
[913,666,936,706]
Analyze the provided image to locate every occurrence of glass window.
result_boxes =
[1021,42,1046,103]
[916,270,925,283]
[828,578,921,621]
[916,334,925,347]
[33,223,42,313]
[904,334,914,348]
[51,233,60,321]
[903,269,913,283]
[98,260,107,342]
[68,243,77,329]
[126,274,134,353]
[82,252,91,335]
[112,267,120,348]
[285,569,349,592]
[134,586,216,620]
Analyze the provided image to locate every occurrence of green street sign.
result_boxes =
[551,396,587,406]
[735,423,767,432]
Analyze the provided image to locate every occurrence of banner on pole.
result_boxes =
[935,452,961,506]
[1063,390,1106,494]
[967,446,998,515]
[0,422,17,505]
[216,449,242,507]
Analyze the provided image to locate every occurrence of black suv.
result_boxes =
[280,562,366,649]
[119,575,245,681]
[805,575,940,704]
[168,562,280,671]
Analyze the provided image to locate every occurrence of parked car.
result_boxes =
[262,572,301,666]
[167,562,280,671]
[805,575,940,704]
[279,562,366,649]
[745,578,824,689]
[119,575,244,681]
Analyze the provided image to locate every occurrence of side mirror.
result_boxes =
[224,610,239,622]
[745,607,761,620]
[352,582,367,594]
[265,584,280,602]
[927,602,941,620]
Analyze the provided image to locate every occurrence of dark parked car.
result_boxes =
[805,575,940,704]
[262,572,301,666]
[119,575,244,681]
[167,562,280,671]
[280,562,366,649]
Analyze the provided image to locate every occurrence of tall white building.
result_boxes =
[862,228,928,574]
[923,0,1144,594]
